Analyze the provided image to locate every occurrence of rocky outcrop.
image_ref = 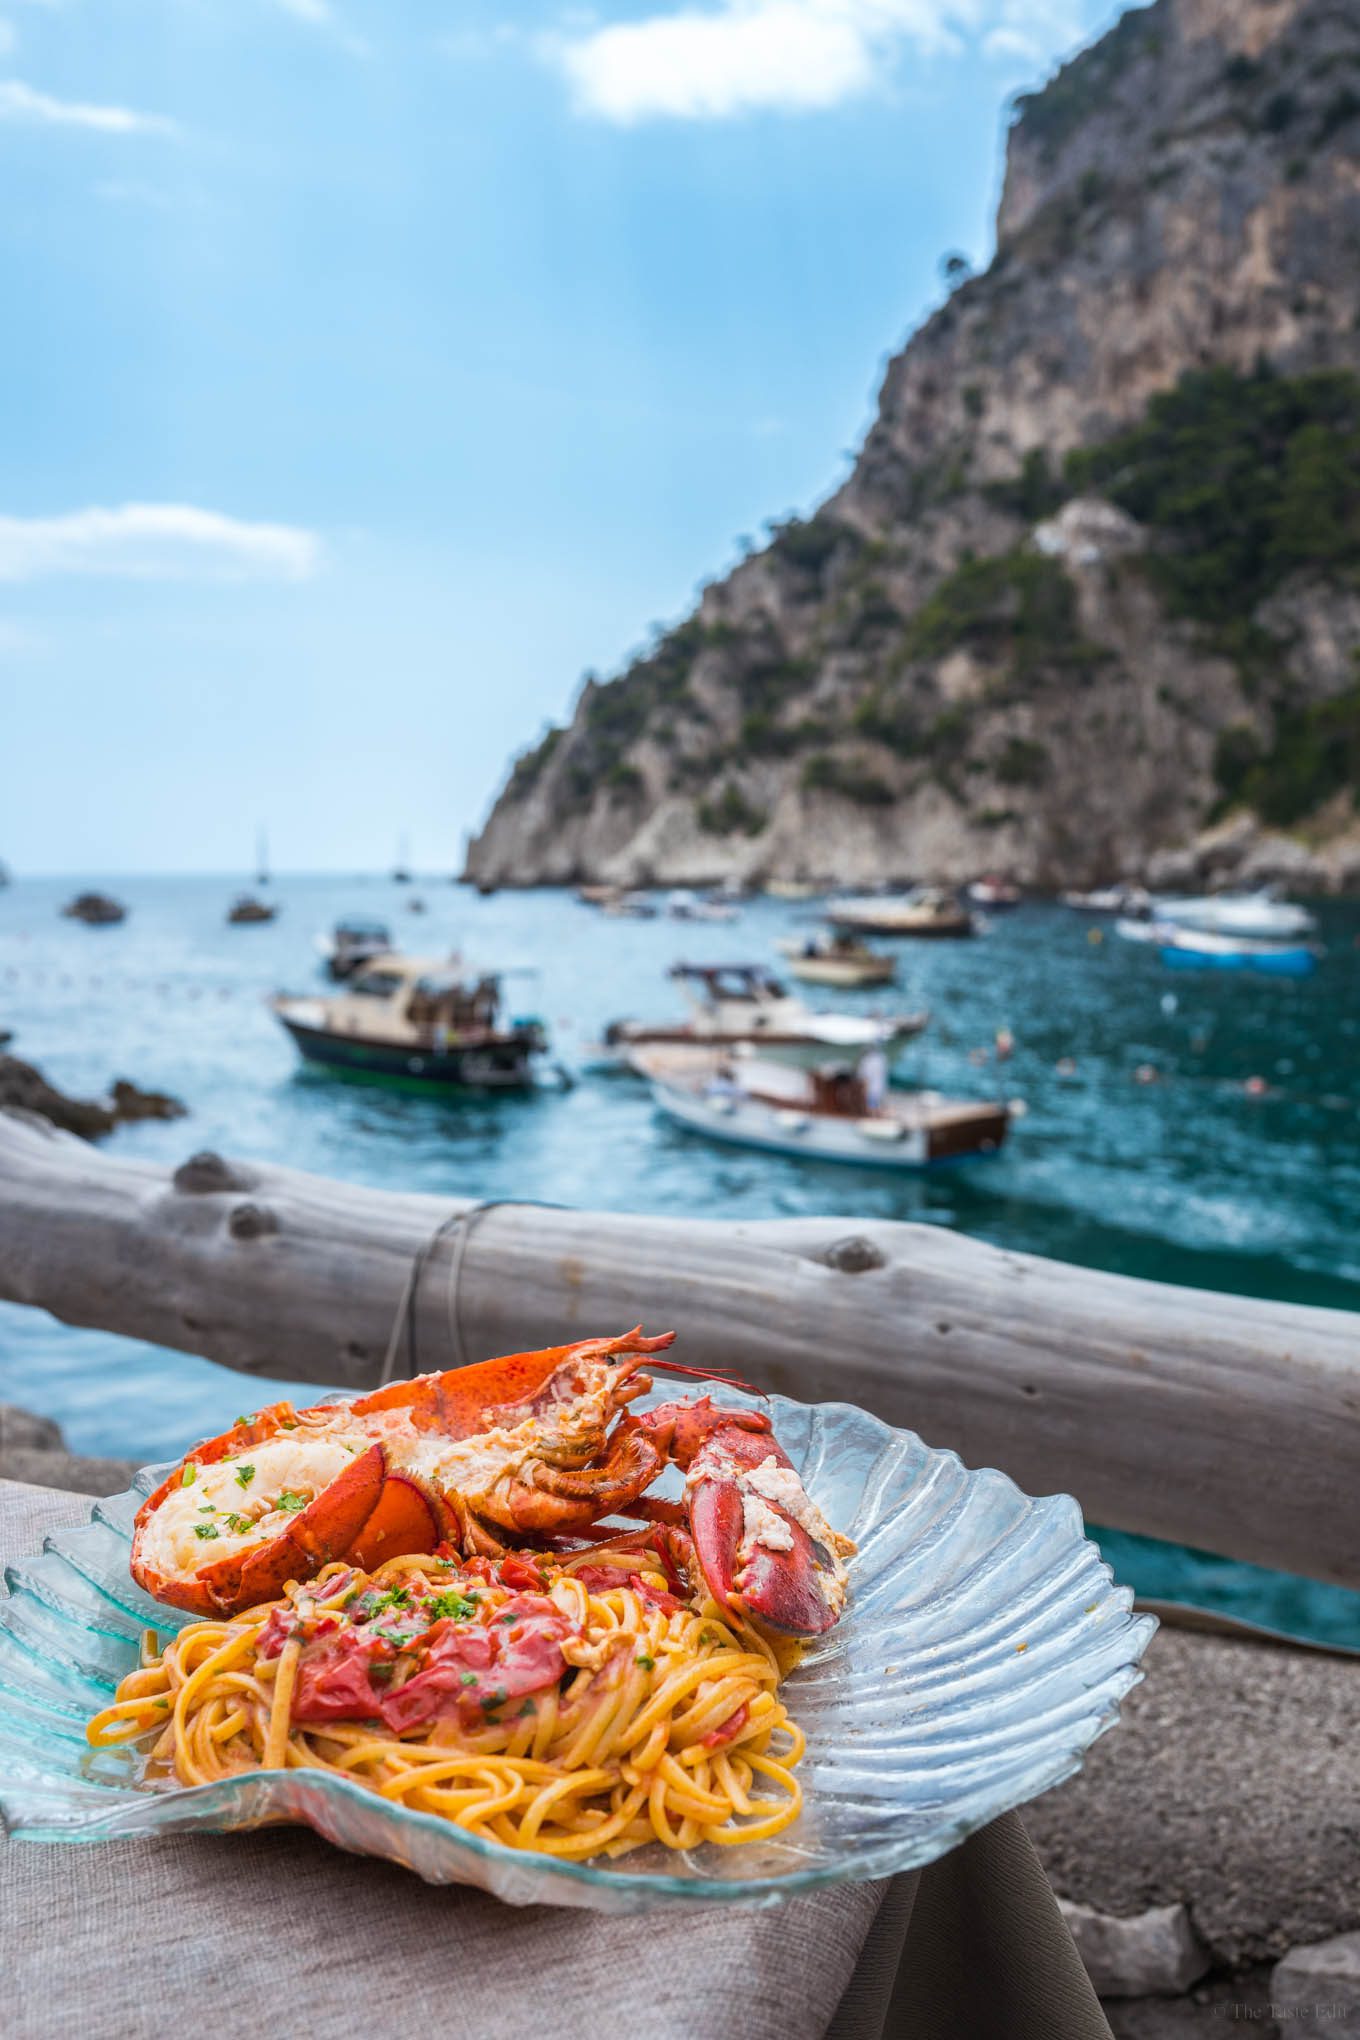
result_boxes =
[0,1055,186,1139]
[0,1405,136,1497]
[466,0,1360,890]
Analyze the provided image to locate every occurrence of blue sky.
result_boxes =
[1,0,1116,876]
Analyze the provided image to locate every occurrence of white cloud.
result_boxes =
[0,505,322,583]
[0,78,177,134]
[0,23,17,59]
[552,0,1088,123]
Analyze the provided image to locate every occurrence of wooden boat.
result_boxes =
[314,919,393,981]
[1157,926,1321,978]
[226,894,277,925]
[598,963,927,1070]
[271,954,547,1090]
[776,930,898,989]
[61,892,126,926]
[634,1046,1009,1170]
[826,888,976,939]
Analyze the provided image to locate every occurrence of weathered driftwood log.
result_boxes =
[1,1108,1356,1588]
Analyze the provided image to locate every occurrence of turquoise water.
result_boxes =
[2,873,1357,1644]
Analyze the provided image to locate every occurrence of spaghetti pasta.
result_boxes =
[88,1548,807,1859]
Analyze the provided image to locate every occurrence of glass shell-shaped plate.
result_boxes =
[0,1393,1154,1912]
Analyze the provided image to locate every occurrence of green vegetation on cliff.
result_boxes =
[1214,683,1360,827]
[1068,366,1360,630]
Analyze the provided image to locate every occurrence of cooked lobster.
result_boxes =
[131,1329,853,1637]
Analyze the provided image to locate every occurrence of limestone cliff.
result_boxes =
[466,0,1360,890]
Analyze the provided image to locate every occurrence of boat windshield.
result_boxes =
[349,970,406,999]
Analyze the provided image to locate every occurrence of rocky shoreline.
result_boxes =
[0,1054,186,1141]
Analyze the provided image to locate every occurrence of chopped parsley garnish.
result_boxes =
[275,1490,307,1514]
[180,1465,196,1488]
[459,1671,479,1687]
[499,1612,518,1626]
[279,1418,298,1430]
[198,1504,215,1514]
[193,1523,220,1541]
[224,1512,253,1534]
[368,1662,395,1686]
[427,1591,479,1623]
[235,1414,250,1428]
[357,1586,413,1622]
[235,1464,255,1489]
[482,1687,507,1712]
[636,1654,655,1671]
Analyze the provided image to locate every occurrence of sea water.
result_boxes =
[2,874,1357,1645]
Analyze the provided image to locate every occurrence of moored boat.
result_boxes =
[1157,926,1321,977]
[666,888,740,923]
[1062,884,1149,915]
[966,875,1021,909]
[634,1046,1009,1170]
[61,891,126,926]
[775,929,898,989]
[226,894,278,925]
[1151,889,1315,940]
[826,887,976,939]
[271,953,548,1090]
[597,963,927,1070]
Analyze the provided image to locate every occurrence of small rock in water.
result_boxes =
[0,1054,185,1139]
[110,1078,187,1123]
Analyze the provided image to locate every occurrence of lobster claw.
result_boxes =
[644,1401,853,1638]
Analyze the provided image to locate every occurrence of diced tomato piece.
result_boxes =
[701,1703,749,1750]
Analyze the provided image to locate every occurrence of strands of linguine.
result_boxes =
[87,1556,805,1859]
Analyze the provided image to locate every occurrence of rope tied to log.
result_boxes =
[377,1199,563,1386]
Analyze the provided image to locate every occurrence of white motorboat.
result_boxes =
[666,888,740,923]
[1061,885,1149,914]
[775,930,898,988]
[597,963,927,1070]
[1150,890,1316,940]
[826,888,976,939]
[966,876,1021,909]
[1114,915,1164,945]
[634,1047,1010,1170]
